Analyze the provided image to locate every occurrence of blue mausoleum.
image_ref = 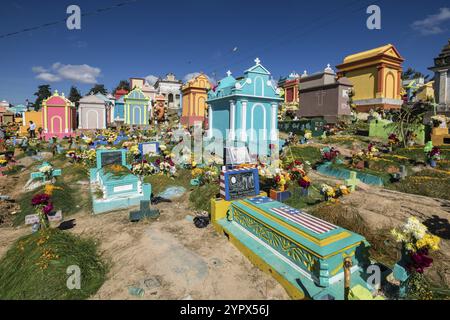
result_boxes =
[207,58,283,156]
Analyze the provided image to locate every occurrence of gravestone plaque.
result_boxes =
[25,214,39,225]
[100,151,123,168]
[220,168,260,201]
[224,146,252,165]
[139,142,160,156]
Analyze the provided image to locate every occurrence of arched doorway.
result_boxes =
[50,116,62,134]
[86,110,99,129]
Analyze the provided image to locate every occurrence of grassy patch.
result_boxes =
[307,203,399,266]
[189,183,220,213]
[283,186,323,209]
[388,169,450,200]
[285,146,323,165]
[15,181,86,226]
[144,169,192,195]
[0,229,108,300]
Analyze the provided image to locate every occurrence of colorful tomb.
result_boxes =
[211,195,371,300]
[42,90,76,140]
[123,88,150,126]
[89,149,151,214]
[181,73,211,126]
[19,111,43,135]
[337,44,404,112]
[429,39,450,111]
[78,94,107,130]
[298,65,353,123]
[207,58,283,155]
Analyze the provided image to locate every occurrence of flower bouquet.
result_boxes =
[39,164,53,180]
[391,217,440,274]
[31,193,54,230]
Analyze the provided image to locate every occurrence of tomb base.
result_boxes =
[269,189,292,202]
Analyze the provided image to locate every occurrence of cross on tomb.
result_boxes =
[254,57,261,65]
[226,70,232,77]
[30,162,61,183]
[129,200,160,222]
[345,171,360,192]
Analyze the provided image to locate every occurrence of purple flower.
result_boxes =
[408,249,433,273]
[42,203,54,215]
[31,194,50,206]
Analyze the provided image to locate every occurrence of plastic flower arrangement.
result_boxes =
[321,147,340,162]
[320,184,335,201]
[274,170,290,192]
[31,193,54,230]
[155,156,177,176]
[0,158,7,166]
[428,147,441,161]
[391,217,440,273]
[132,161,157,176]
[39,164,53,179]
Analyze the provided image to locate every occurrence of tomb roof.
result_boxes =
[342,44,403,64]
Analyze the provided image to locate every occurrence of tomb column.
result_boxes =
[207,104,213,138]
[229,100,236,141]
[376,65,385,98]
[397,70,402,99]
[270,103,278,141]
[241,100,248,142]
[439,69,448,105]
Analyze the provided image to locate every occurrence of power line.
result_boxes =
[0,0,143,39]
[201,0,385,78]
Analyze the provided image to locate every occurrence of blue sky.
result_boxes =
[0,0,449,104]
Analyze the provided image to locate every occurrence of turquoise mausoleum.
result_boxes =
[207,58,283,156]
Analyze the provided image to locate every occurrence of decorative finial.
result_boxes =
[325,63,334,72]
[254,57,261,65]
[54,90,59,95]
[226,70,232,77]
[301,70,308,78]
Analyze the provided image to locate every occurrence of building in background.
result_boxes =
[181,73,211,126]
[42,90,76,140]
[429,39,450,112]
[78,94,108,130]
[207,58,282,155]
[298,65,353,123]
[154,73,182,112]
[336,44,404,112]
[123,88,150,126]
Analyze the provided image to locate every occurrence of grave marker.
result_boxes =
[220,168,260,201]
[345,171,360,192]
[25,214,40,225]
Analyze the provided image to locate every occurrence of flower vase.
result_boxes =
[393,245,411,298]
[429,159,437,168]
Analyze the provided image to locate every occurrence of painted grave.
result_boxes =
[89,149,151,214]
[212,169,373,300]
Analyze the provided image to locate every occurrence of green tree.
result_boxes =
[68,86,82,109]
[390,102,432,148]
[89,84,108,95]
[33,84,52,111]
[402,67,430,81]
[113,80,130,94]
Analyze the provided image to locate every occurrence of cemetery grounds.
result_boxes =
[0,128,449,299]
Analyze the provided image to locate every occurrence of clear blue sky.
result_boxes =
[0,0,449,104]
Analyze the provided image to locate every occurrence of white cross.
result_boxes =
[254,57,261,65]
[226,70,232,77]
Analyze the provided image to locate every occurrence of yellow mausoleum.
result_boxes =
[337,44,404,112]
[181,73,211,126]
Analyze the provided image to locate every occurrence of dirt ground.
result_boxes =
[1,152,449,299]
[0,156,289,300]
